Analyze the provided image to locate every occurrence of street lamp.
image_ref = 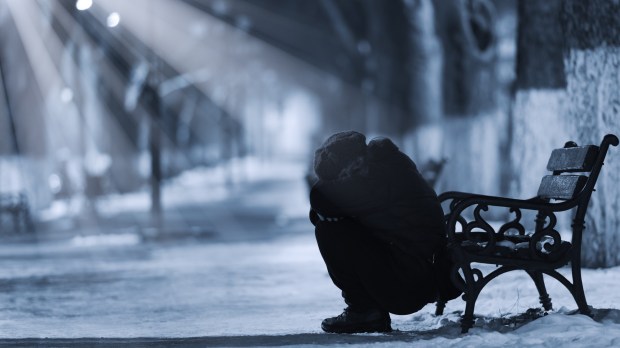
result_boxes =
[75,0,92,11]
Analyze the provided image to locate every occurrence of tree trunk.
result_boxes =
[360,0,410,136]
[435,0,497,117]
[143,81,162,221]
[510,0,569,218]
[561,0,620,267]
[516,0,566,89]
[404,0,442,127]
[408,0,502,197]
[513,0,620,267]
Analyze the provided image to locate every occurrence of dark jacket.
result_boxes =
[310,139,445,261]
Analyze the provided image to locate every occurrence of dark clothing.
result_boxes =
[315,219,437,314]
[310,139,447,314]
[311,139,445,261]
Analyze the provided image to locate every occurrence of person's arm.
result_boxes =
[310,176,386,218]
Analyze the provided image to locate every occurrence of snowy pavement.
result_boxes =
[1,230,620,347]
[0,160,620,346]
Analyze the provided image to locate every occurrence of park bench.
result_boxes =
[420,158,447,189]
[436,134,618,333]
[0,192,34,233]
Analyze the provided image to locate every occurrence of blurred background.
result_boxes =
[0,0,619,267]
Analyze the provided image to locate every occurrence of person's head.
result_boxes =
[367,137,399,160]
[313,131,367,181]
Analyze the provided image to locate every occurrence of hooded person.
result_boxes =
[309,131,461,334]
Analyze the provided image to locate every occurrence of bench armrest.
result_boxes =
[438,191,479,202]
[439,191,486,215]
[440,191,544,215]
[443,192,577,249]
[448,194,563,213]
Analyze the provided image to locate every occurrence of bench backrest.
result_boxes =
[537,135,618,201]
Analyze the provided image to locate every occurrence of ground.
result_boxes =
[0,159,620,347]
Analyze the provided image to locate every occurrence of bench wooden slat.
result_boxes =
[546,145,599,172]
[537,175,588,200]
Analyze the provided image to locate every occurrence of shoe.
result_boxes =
[321,307,391,334]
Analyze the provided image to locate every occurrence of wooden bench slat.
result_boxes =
[546,145,599,172]
[537,175,588,200]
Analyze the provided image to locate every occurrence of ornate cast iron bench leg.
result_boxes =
[571,252,590,316]
[460,263,478,333]
[526,271,552,311]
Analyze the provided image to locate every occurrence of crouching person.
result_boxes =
[309,131,460,334]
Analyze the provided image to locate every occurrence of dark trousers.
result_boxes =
[315,219,436,315]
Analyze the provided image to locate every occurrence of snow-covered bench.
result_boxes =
[438,134,618,333]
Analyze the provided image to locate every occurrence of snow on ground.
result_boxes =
[1,231,620,346]
[0,231,620,347]
[3,159,620,346]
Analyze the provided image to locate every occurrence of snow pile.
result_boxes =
[411,312,620,347]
